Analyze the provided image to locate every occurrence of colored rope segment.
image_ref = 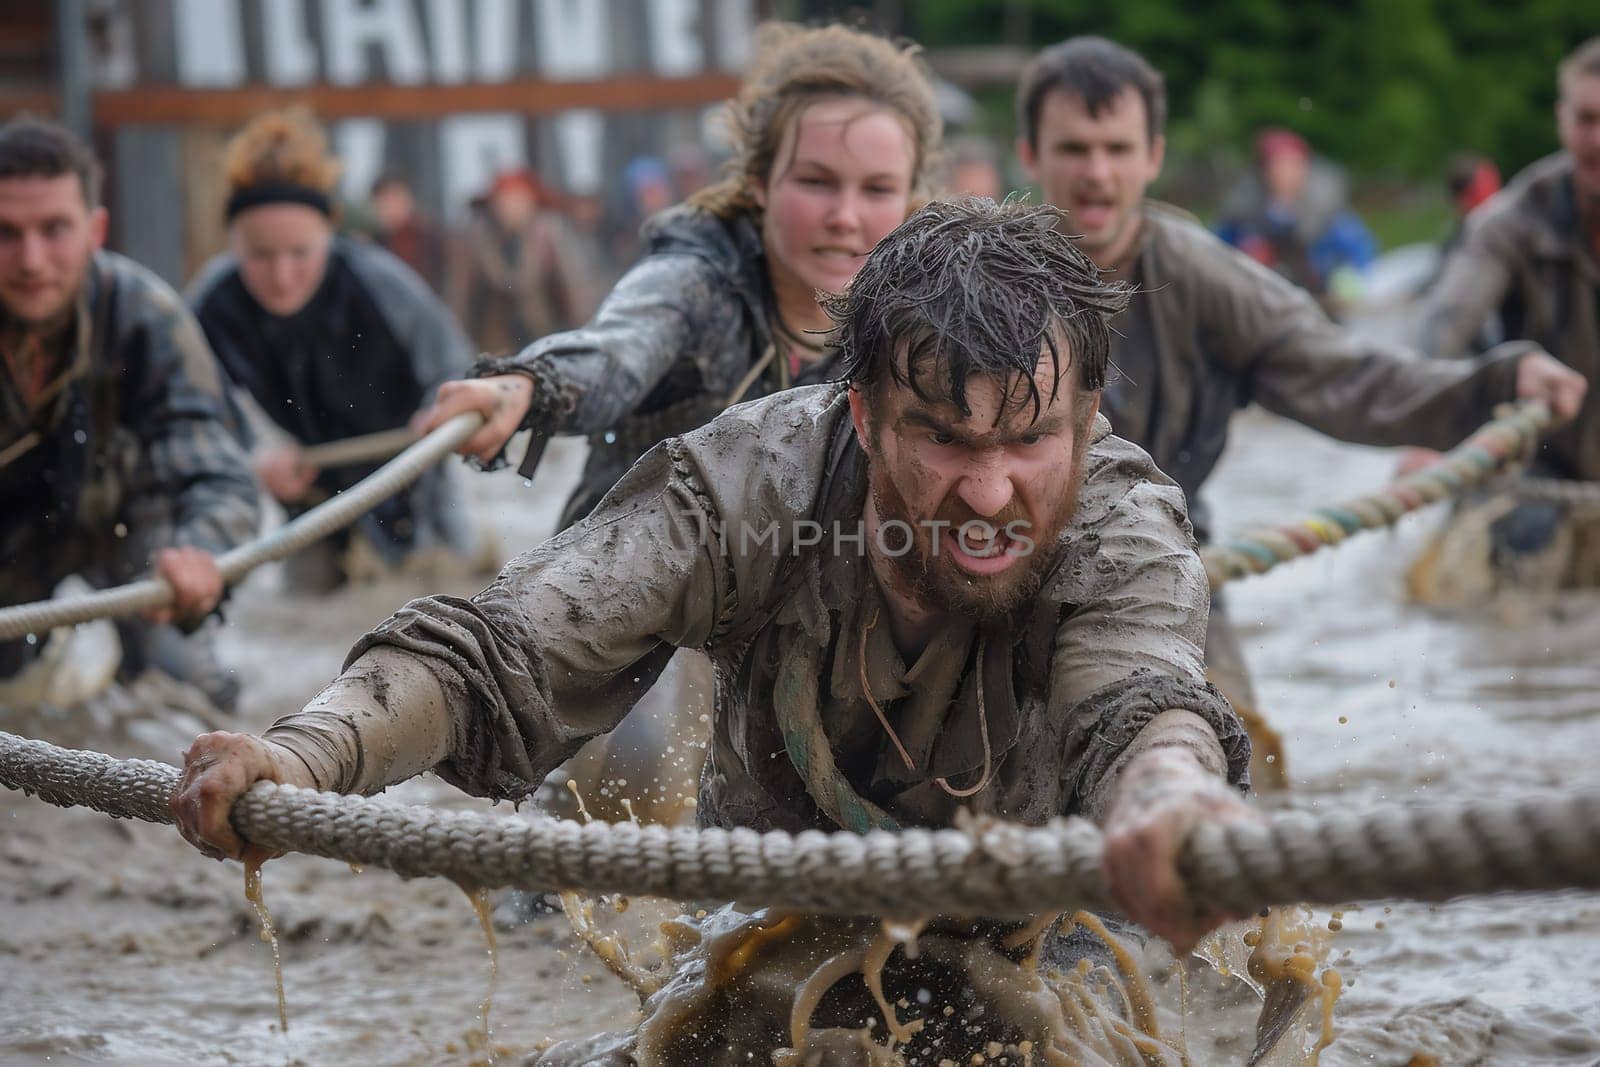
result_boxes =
[1201,403,1551,589]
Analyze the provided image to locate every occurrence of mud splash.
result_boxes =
[531,901,1339,1066]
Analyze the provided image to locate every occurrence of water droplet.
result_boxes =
[603,431,617,444]
[73,429,87,444]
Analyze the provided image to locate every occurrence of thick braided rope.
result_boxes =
[0,413,482,642]
[1201,403,1551,589]
[5,730,1599,919]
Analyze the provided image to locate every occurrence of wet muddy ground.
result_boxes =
[3,414,1599,1065]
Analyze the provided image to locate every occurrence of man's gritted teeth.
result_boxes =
[943,521,1027,577]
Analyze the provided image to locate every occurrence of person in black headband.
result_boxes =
[222,181,332,223]
[187,108,489,593]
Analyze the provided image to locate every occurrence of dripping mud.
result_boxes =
[3,427,1600,1064]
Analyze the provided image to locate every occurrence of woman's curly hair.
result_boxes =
[690,22,942,219]
[222,107,342,199]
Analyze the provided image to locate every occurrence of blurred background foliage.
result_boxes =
[789,0,1593,246]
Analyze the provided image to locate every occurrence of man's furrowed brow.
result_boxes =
[897,405,967,438]
[1002,408,1071,440]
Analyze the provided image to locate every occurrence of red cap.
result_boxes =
[1455,160,1501,214]
[1255,127,1311,163]
[489,168,547,203]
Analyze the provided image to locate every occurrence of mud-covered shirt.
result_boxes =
[287,386,1248,833]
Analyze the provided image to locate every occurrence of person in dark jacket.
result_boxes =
[188,110,479,592]
[368,170,450,296]
[0,119,257,711]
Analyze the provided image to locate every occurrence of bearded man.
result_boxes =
[173,200,1255,973]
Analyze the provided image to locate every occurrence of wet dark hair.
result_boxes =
[1016,36,1166,148]
[0,116,102,208]
[828,197,1128,422]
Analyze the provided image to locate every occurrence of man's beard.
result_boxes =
[867,447,1088,623]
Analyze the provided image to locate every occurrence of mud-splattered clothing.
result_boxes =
[1105,204,1525,543]
[0,251,257,681]
[188,237,475,564]
[1414,153,1600,481]
[477,204,835,528]
[269,385,1249,833]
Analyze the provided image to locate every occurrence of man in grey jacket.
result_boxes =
[1411,38,1600,576]
[0,119,257,710]
[172,204,1257,1053]
[1014,38,1587,729]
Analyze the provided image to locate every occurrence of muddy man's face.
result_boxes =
[850,340,1098,620]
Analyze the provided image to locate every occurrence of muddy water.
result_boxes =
[3,412,1599,1064]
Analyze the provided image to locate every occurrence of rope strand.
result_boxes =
[2,729,1597,919]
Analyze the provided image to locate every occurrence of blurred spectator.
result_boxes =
[667,142,715,200]
[1446,153,1502,220]
[449,168,598,354]
[1215,127,1376,305]
[369,170,450,295]
[946,136,1005,199]
[603,156,678,267]
[1417,153,1505,349]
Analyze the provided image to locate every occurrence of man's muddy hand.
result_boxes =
[171,733,316,861]
[1515,351,1587,424]
[146,546,224,625]
[255,444,318,502]
[415,374,534,463]
[1100,746,1262,953]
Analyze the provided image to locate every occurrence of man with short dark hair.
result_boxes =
[0,117,257,710]
[173,200,1255,995]
[1014,37,1586,734]
[1415,37,1600,495]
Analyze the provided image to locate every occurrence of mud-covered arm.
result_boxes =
[1050,447,1249,822]
[262,441,734,800]
[1412,213,1517,358]
[474,253,747,441]
[1204,244,1522,450]
[126,287,259,556]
